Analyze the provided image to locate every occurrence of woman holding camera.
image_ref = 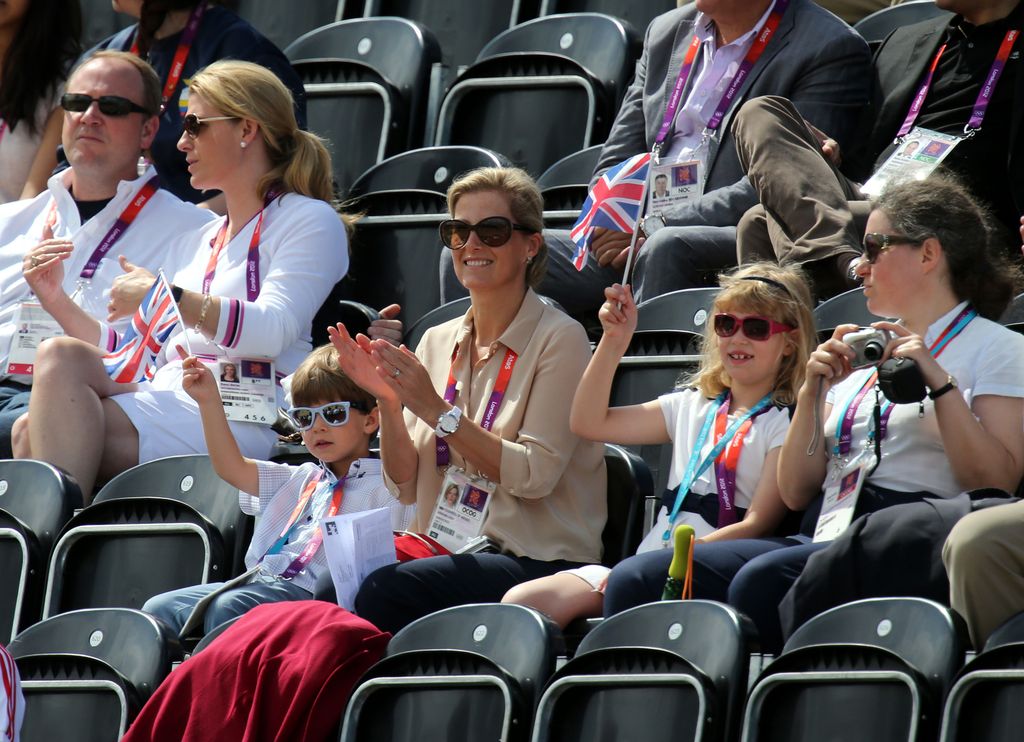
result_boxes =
[603,174,1024,651]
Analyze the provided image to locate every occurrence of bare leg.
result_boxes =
[502,572,606,629]
[22,337,138,498]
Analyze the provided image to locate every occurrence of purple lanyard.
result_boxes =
[834,306,976,456]
[652,0,788,157]
[898,29,1019,138]
[80,175,160,280]
[711,398,773,527]
[435,345,518,468]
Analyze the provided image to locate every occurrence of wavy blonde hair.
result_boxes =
[686,262,815,407]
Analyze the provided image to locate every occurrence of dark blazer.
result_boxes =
[594,0,872,228]
[846,13,1024,223]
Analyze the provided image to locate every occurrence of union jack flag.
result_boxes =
[102,272,180,384]
[569,153,651,271]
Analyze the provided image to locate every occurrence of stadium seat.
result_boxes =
[742,597,966,742]
[600,444,650,568]
[402,297,471,351]
[42,455,252,619]
[533,600,756,742]
[344,147,511,327]
[854,1,953,45]
[354,0,529,76]
[538,0,675,36]
[7,608,183,742]
[813,286,885,340]
[223,0,342,51]
[348,145,511,198]
[284,18,442,195]
[537,144,602,230]
[191,615,244,655]
[0,461,82,643]
[938,610,1024,742]
[435,13,641,176]
[312,297,379,347]
[340,603,562,742]
[1000,292,1024,330]
[635,286,719,338]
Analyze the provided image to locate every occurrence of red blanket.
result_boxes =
[123,601,390,742]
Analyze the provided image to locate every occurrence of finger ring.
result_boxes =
[30,257,39,268]
[393,368,401,378]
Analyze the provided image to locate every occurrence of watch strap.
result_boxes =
[928,378,956,400]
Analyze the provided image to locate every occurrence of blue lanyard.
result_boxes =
[263,472,341,558]
[663,391,774,540]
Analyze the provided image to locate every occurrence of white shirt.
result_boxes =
[662,4,776,164]
[0,165,214,381]
[0,643,22,742]
[825,302,1024,498]
[242,458,414,592]
[144,192,348,404]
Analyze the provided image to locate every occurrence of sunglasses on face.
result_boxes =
[61,93,151,117]
[439,216,536,249]
[713,313,794,341]
[181,113,239,138]
[862,232,919,264]
[286,401,368,431]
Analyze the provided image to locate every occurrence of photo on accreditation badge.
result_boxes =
[917,140,950,163]
[652,173,670,200]
[441,483,461,511]
[241,360,271,380]
[672,163,698,188]
[838,470,860,503]
[461,486,489,513]
[219,361,239,384]
[899,139,921,159]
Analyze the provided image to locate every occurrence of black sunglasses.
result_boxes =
[439,216,536,249]
[862,232,919,264]
[61,93,152,117]
[182,113,239,138]
[713,313,794,341]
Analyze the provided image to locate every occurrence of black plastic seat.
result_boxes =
[312,297,379,347]
[340,603,563,742]
[1000,292,1024,326]
[435,13,640,175]
[635,286,720,336]
[348,145,510,199]
[854,1,953,45]
[7,608,183,741]
[0,461,81,642]
[537,144,602,229]
[284,18,441,194]
[742,597,966,742]
[42,455,252,619]
[81,0,133,46]
[600,444,650,568]
[937,610,1024,742]
[538,0,675,35]
[225,0,342,51]
[533,600,756,742]
[402,297,472,351]
[813,287,887,340]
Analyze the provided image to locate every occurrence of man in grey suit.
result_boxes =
[439,0,871,315]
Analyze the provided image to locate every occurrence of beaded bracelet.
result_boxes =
[194,293,212,334]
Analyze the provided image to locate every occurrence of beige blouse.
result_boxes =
[392,289,607,564]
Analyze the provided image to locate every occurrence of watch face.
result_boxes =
[439,413,459,434]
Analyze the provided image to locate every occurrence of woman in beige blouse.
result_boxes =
[331,166,606,633]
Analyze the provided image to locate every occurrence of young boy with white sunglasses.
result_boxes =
[141,344,414,636]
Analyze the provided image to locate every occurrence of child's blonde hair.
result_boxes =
[686,262,815,407]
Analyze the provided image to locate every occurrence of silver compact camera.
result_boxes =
[845,327,892,369]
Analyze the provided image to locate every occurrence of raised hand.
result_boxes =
[22,236,73,306]
[368,303,403,346]
[328,322,400,404]
[597,283,638,350]
[178,345,221,406]
[107,255,156,321]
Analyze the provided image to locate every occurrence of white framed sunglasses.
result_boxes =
[286,401,368,431]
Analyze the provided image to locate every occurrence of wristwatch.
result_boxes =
[928,374,958,400]
[641,212,666,237]
[434,406,463,437]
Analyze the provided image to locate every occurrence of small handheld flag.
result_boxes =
[102,271,181,383]
[661,524,696,601]
[569,153,651,270]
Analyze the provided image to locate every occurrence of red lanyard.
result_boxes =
[711,395,768,527]
[262,470,346,579]
[202,193,276,301]
[435,345,518,468]
[130,1,208,108]
[39,175,159,279]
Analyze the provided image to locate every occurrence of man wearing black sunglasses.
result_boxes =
[734,0,1024,298]
[440,0,872,316]
[0,50,213,457]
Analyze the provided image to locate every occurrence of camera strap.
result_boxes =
[835,306,976,458]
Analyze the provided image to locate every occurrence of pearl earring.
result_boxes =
[240,141,247,149]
